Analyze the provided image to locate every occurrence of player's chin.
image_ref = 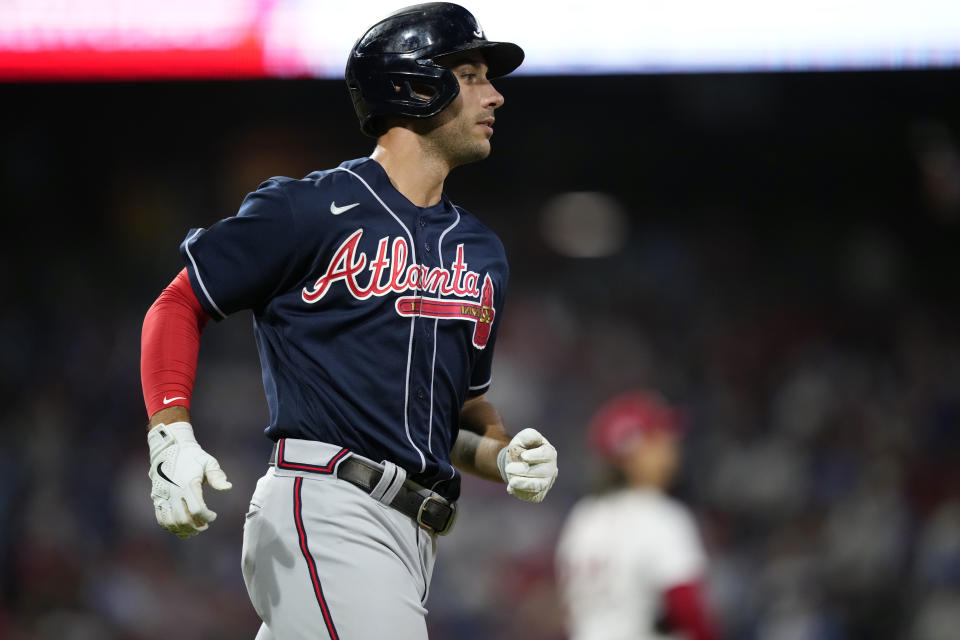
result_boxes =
[468,125,492,147]
[473,136,493,159]
[453,140,492,167]
[471,145,492,164]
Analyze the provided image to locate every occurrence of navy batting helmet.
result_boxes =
[345,3,524,137]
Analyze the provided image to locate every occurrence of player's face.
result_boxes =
[420,55,505,167]
[619,430,681,489]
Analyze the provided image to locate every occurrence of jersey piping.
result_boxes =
[469,378,492,391]
[183,229,227,320]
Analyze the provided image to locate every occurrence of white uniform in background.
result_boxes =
[556,487,707,640]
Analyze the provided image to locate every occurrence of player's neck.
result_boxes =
[370,132,450,208]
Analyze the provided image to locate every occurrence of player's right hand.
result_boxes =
[147,421,232,539]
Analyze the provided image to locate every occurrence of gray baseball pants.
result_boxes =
[241,440,438,639]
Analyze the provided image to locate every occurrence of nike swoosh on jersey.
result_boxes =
[163,396,187,404]
[330,201,360,215]
[157,461,179,487]
[473,30,483,38]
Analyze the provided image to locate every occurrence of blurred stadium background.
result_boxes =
[2,2,960,639]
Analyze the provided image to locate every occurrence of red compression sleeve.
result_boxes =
[664,581,720,640]
[141,269,211,418]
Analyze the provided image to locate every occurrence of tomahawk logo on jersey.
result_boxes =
[179,157,508,500]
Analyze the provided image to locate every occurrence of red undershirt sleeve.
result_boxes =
[141,269,211,418]
[664,581,720,640]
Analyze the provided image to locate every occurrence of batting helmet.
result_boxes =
[345,3,524,137]
[588,391,686,460]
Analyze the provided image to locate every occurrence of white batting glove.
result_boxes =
[147,422,232,539]
[497,428,559,503]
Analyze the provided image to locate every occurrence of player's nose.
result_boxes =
[485,84,505,110]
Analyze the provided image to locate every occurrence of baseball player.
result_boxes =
[555,391,719,640]
[138,4,559,639]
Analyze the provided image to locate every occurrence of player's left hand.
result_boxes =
[147,421,233,539]
[497,428,558,503]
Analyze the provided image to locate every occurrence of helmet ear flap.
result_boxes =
[355,67,461,137]
[384,71,448,110]
[355,65,461,137]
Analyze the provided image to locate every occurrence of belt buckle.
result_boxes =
[416,496,456,536]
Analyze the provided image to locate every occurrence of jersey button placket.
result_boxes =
[417,217,429,254]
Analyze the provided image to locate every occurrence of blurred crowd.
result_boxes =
[2,73,960,639]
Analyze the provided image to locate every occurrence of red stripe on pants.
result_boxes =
[293,477,340,639]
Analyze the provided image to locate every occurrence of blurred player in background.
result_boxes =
[556,391,719,640]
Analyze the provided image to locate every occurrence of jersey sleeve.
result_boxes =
[179,179,298,319]
[650,504,708,590]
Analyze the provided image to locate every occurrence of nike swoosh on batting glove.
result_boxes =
[147,421,232,539]
[497,428,559,504]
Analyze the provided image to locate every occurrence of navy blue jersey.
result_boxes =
[179,158,508,500]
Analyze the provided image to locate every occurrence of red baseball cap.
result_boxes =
[588,390,685,459]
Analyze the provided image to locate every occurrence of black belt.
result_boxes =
[269,444,456,535]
